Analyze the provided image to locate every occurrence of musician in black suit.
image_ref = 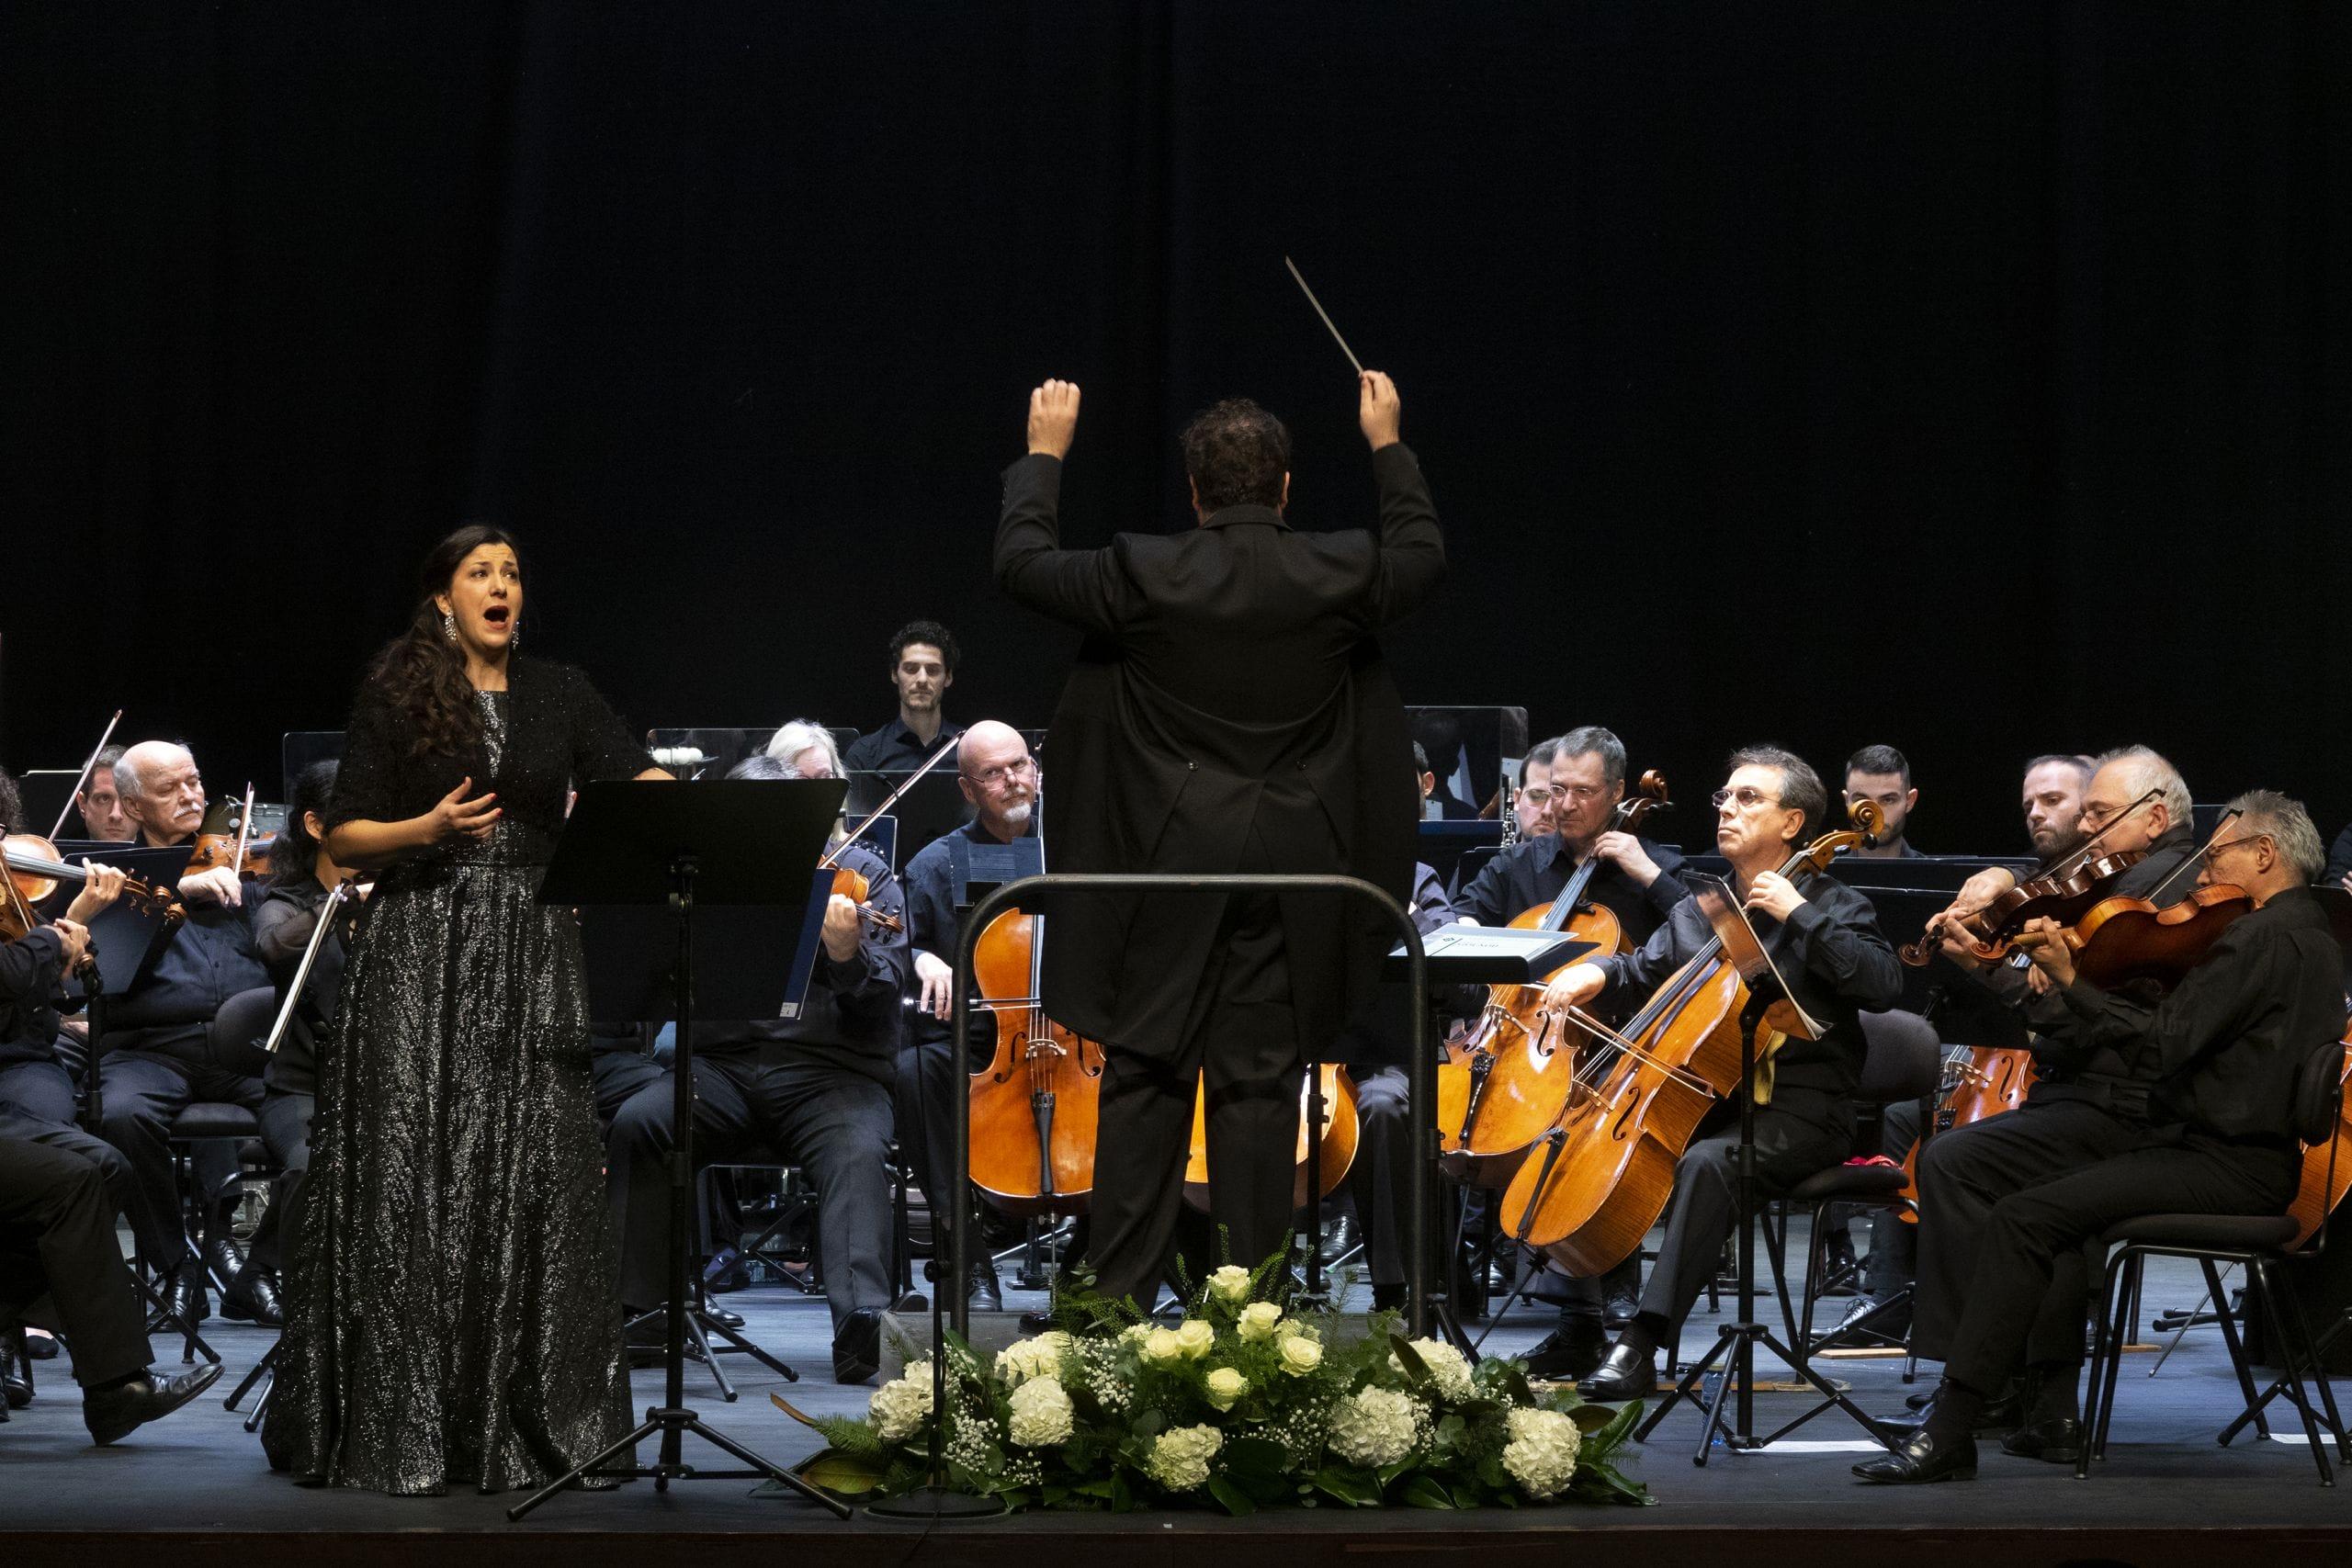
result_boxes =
[994,371,1445,1305]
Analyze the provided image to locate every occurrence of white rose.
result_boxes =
[1006,1375,1076,1448]
[866,1360,933,1443]
[1205,1367,1249,1412]
[1276,1332,1323,1377]
[1121,1322,1155,1345]
[1237,1302,1284,1342]
[1502,1406,1583,1498]
[1174,1318,1216,1360]
[1389,1337,1475,1402]
[1207,1264,1252,1305]
[1146,1423,1225,1491]
[1327,1384,1420,1469]
[1141,1326,1186,1366]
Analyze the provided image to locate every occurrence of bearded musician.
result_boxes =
[1453,727,1689,1378]
[1536,746,1903,1399]
[1863,788,2346,1483]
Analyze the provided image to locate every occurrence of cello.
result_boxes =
[2288,1021,2352,1248]
[965,780,1107,1217]
[1891,1043,2034,1224]
[1437,771,1672,1187]
[1495,801,1883,1276]
[1181,1065,1361,1212]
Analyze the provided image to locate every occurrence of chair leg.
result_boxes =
[2251,1259,2334,1486]
[2274,1283,2350,1461]
[2082,1249,2133,1476]
[2201,1256,2267,1441]
[1759,1205,1802,1359]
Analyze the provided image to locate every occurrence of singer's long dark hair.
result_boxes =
[368,525,521,759]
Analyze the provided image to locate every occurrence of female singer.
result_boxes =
[264,525,670,1495]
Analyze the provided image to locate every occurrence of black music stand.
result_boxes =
[508,780,854,1522]
[1382,925,1594,1354]
[1631,879,1892,1462]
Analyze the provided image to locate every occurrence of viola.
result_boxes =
[2017,882,2253,993]
[1437,770,1671,1189]
[966,799,1107,1217]
[1495,799,1884,1275]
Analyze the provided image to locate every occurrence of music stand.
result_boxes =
[507,780,854,1522]
[1383,925,1594,1352]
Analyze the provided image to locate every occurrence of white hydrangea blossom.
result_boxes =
[1501,1407,1583,1498]
[868,1361,934,1443]
[1007,1375,1076,1448]
[1389,1337,1475,1402]
[1147,1424,1225,1491]
[995,1330,1073,1388]
[1327,1384,1420,1468]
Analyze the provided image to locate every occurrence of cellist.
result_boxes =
[900,718,1041,1312]
[1862,790,2345,1484]
[1453,726,1689,1379]
[1537,746,1902,1400]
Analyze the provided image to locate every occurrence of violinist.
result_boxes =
[1862,791,2346,1483]
[1538,747,1903,1400]
[603,733,908,1384]
[842,620,966,773]
[73,746,135,843]
[94,739,274,1327]
[901,719,1038,1313]
[242,761,356,1327]
[1454,727,1689,1378]
[1895,747,2202,1429]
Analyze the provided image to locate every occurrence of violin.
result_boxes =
[1437,770,1672,1188]
[1893,1043,2034,1224]
[184,784,275,881]
[1496,800,1883,1275]
[827,863,904,934]
[1898,785,2164,968]
[2014,882,2253,993]
[816,738,961,935]
[3,834,183,930]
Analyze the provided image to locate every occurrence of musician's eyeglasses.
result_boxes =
[1711,786,1781,812]
[2200,834,2267,863]
[962,758,1036,789]
[1520,784,1603,808]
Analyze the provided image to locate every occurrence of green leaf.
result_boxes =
[1580,1398,1644,1460]
[1223,1436,1288,1483]
[1206,1475,1258,1517]
[1388,1333,1432,1387]
[1312,1465,1383,1508]
[1502,1365,1539,1407]
[1399,1473,1458,1510]
[1569,1404,1621,1434]
[794,1449,885,1495]
[1570,1460,1656,1507]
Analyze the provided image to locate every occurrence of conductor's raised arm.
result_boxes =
[993,378,1139,637]
[1358,369,1445,626]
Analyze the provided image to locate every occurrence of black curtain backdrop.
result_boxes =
[6,3,2348,854]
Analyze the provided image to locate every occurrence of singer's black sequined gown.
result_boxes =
[264,658,650,1495]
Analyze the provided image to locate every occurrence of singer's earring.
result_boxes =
[510,621,521,647]
[443,610,458,641]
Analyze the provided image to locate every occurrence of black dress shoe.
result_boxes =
[1602,1290,1639,1331]
[1577,1341,1658,1401]
[1820,1236,1861,1298]
[84,1362,225,1445]
[708,1305,745,1330]
[204,1235,248,1283]
[968,1262,1004,1314]
[164,1263,209,1325]
[1999,1416,2084,1463]
[24,1328,59,1360]
[3,1371,28,1410]
[1828,1292,1911,1342]
[1519,1322,1611,1382]
[1903,1384,2020,1428]
[221,1267,284,1327]
[1018,1307,1057,1334]
[1853,1427,1977,1483]
[832,1307,883,1384]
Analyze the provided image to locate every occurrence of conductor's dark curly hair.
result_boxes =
[1182,398,1291,513]
[368,524,522,759]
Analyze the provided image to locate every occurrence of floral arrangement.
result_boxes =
[776,1256,1649,1513]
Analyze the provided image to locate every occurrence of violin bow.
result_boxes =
[2153,807,2246,901]
[1283,256,1365,376]
[47,709,125,839]
[817,736,961,872]
[232,784,256,874]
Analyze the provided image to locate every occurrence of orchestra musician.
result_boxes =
[1454,727,1690,1378]
[1538,747,1904,1399]
[264,525,671,1495]
[1860,790,2346,1483]
[842,620,965,773]
[243,762,356,1324]
[93,739,276,1327]
[1832,750,2098,1337]
[603,731,907,1384]
[1841,746,1925,859]
[73,746,135,843]
[900,718,1040,1313]
[994,371,1444,1306]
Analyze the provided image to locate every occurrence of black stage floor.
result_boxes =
[5,1240,2346,1567]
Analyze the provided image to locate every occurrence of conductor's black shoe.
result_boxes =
[221,1267,283,1327]
[1519,1322,1611,1382]
[1853,1427,1977,1483]
[1577,1342,1658,1401]
[84,1362,224,1445]
[164,1262,209,1325]
[968,1262,1003,1314]
[832,1308,883,1384]
[1999,1416,2084,1463]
